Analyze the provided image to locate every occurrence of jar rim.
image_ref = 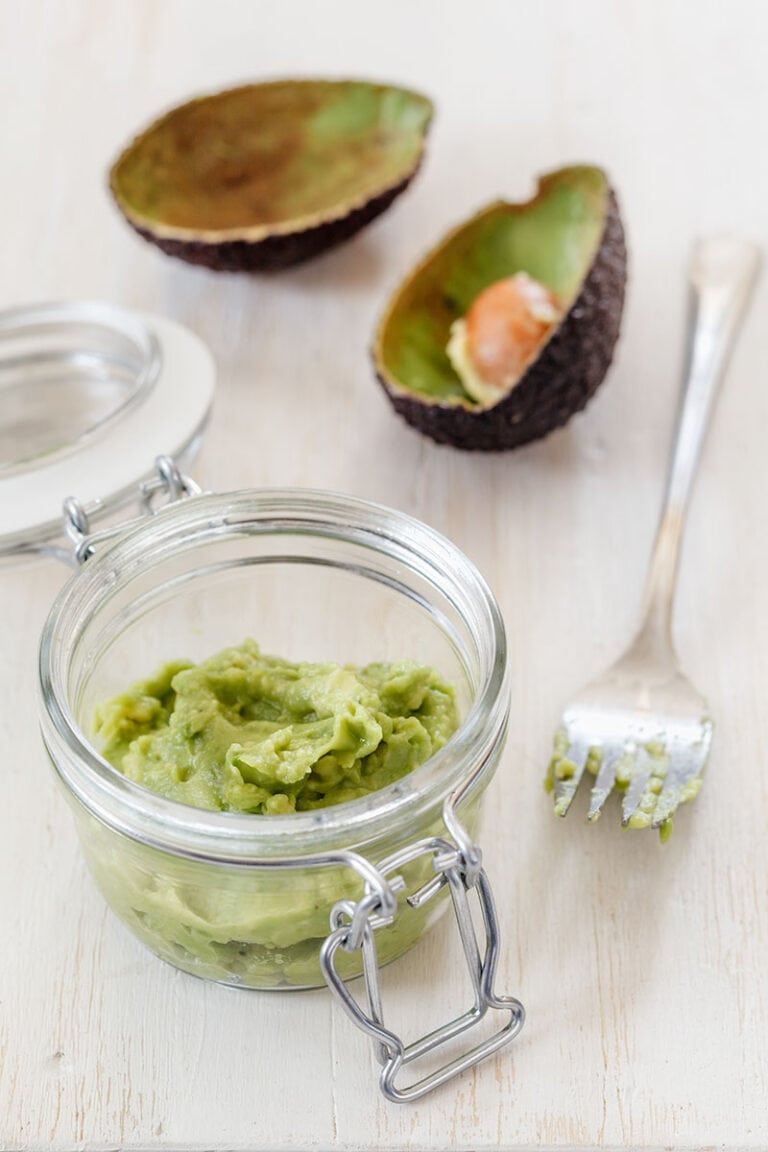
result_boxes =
[39,488,509,863]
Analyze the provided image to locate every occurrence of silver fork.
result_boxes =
[547,237,761,837]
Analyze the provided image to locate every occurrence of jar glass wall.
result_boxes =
[39,490,508,989]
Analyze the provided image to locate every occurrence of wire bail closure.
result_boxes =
[319,787,524,1103]
[62,455,201,565]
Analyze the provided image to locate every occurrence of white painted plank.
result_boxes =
[1,1,767,1148]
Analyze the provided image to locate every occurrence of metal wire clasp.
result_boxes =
[62,455,201,565]
[319,798,524,1103]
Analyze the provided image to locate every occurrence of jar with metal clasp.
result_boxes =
[1,301,524,1103]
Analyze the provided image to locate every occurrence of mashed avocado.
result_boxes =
[94,639,458,813]
[87,641,462,988]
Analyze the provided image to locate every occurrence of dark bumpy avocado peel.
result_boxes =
[109,80,433,272]
[373,167,627,451]
[130,176,417,273]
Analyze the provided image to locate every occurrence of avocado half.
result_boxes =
[109,80,433,272]
[373,166,627,450]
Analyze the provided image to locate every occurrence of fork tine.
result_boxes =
[650,786,685,830]
[650,743,709,829]
[550,732,590,817]
[620,746,653,827]
[587,748,622,822]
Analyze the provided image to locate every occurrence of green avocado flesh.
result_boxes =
[88,640,460,987]
[111,80,432,235]
[94,639,458,813]
[377,166,609,404]
[546,732,704,841]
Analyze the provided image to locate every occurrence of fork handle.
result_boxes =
[640,238,761,648]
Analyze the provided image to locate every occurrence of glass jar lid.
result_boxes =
[0,301,215,558]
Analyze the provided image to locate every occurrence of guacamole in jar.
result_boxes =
[89,640,461,987]
[94,639,458,812]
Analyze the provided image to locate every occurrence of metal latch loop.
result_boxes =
[320,831,524,1103]
[62,454,201,565]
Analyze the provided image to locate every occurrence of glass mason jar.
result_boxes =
[39,488,508,981]
[6,301,523,1102]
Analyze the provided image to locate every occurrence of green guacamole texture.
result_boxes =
[87,641,462,988]
[94,639,458,813]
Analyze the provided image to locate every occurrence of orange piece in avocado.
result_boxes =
[447,273,562,405]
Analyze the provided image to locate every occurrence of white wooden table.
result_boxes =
[2,2,768,1148]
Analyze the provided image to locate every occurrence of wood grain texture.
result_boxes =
[1,1,767,1148]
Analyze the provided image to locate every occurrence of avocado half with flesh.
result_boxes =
[109,80,433,272]
[373,165,627,450]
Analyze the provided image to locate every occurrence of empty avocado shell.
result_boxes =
[373,165,627,450]
[109,80,433,272]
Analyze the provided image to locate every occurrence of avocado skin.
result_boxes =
[127,173,416,272]
[378,188,627,450]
